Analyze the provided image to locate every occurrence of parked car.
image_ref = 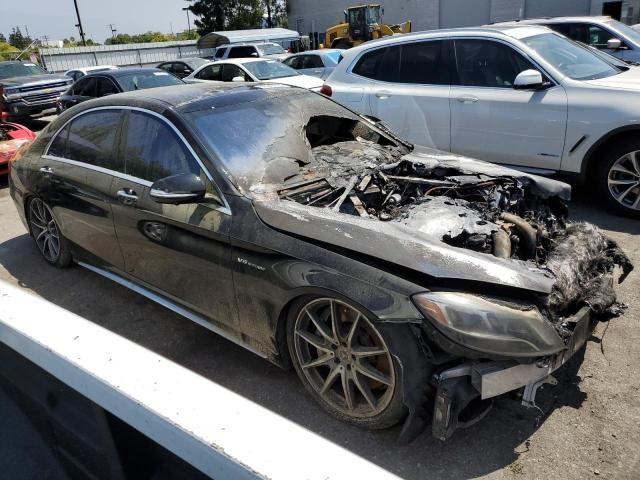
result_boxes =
[0,122,35,175]
[156,58,211,78]
[0,61,72,121]
[281,49,342,79]
[324,25,640,216]
[64,65,119,82]
[184,58,323,90]
[57,68,185,112]
[9,83,631,440]
[212,42,290,61]
[496,16,640,63]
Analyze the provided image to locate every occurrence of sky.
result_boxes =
[1,0,194,44]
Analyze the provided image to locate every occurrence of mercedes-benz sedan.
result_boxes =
[9,83,631,440]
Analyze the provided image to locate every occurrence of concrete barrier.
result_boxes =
[0,281,401,480]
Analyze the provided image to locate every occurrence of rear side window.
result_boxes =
[221,64,250,82]
[64,110,124,170]
[454,39,534,88]
[215,47,227,58]
[196,64,222,80]
[228,46,257,58]
[48,125,70,158]
[122,111,200,182]
[352,46,401,82]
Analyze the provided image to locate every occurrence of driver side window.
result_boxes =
[454,39,535,88]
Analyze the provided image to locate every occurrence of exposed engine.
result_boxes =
[277,139,633,322]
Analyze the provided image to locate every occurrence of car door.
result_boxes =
[449,38,567,169]
[110,109,238,330]
[363,40,452,151]
[34,109,126,269]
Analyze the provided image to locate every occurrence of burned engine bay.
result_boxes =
[266,115,633,323]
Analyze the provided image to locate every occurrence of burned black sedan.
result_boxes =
[9,84,632,440]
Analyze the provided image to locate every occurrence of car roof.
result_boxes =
[61,83,302,116]
[85,67,168,78]
[225,42,280,47]
[287,49,342,56]
[340,25,551,57]
[495,16,613,24]
[214,58,275,65]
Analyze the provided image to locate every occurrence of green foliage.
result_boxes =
[8,27,32,50]
[104,30,197,45]
[189,0,264,35]
[264,0,288,28]
[0,33,6,43]
[0,41,20,61]
[62,37,99,47]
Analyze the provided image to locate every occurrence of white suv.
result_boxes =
[323,25,640,216]
[497,16,640,64]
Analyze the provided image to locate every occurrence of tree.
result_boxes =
[0,33,6,43]
[9,27,32,50]
[263,0,287,28]
[189,0,263,35]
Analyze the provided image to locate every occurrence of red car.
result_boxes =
[0,122,35,176]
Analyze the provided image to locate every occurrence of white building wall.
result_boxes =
[288,0,640,37]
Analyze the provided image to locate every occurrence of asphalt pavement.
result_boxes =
[0,117,638,479]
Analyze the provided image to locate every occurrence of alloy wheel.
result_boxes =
[608,151,640,211]
[29,198,61,262]
[293,298,395,418]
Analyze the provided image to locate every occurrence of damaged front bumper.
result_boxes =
[431,306,594,440]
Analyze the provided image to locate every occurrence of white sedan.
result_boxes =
[183,58,323,90]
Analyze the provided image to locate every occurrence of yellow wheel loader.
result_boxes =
[324,4,412,49]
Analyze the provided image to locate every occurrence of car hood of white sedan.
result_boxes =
[584,66,640,90]
[263,74,323,90]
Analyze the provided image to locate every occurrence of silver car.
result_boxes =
[282,49,342,79]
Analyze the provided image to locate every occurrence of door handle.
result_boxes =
[457,94,479,104]
[375,90,392,99]
[116,188,138,206]
[39,166,54,174]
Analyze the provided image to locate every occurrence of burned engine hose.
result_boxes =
[499,212,537,260]
[492,229,512,259]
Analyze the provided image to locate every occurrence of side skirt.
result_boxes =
[77,262,268,360]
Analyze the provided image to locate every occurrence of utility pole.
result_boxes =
[24,25,30,39]
[73,0,87,46]
[108,24,117,39]
[182,7,192,36]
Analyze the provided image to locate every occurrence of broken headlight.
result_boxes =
[413,292,565,357]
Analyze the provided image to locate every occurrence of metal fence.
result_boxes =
[38,40,217,72]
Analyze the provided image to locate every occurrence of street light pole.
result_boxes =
[182,7,192,37]
[72,0,87,46]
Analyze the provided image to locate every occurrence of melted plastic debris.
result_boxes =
[276,138,633,321]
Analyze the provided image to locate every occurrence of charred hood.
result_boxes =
[252,141,632,321]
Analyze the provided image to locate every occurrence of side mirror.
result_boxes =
[150,173,205,204]
[250,52,258,57]
[607,38,623,49]
[513,69,544,90]
[231,76,245,82]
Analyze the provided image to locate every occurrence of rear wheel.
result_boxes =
[28,198,72,267]
[287,296,405,429]
[596,139,640,217]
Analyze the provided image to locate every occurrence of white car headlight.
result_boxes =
[413,292,565,357]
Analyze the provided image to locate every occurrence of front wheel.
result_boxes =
[596,139,640,217]
[28,197,72,267]
[287,296,405,429]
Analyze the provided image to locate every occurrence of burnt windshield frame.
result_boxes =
[183,89,407,195]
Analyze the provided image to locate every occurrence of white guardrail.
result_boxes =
[0,281,400,480]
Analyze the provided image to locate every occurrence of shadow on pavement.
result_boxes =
[0,231,590,479]
[570,184,640,234]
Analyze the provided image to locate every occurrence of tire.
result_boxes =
[595,138,640,217]
[27,197,72,268]
[287,295,406,429]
